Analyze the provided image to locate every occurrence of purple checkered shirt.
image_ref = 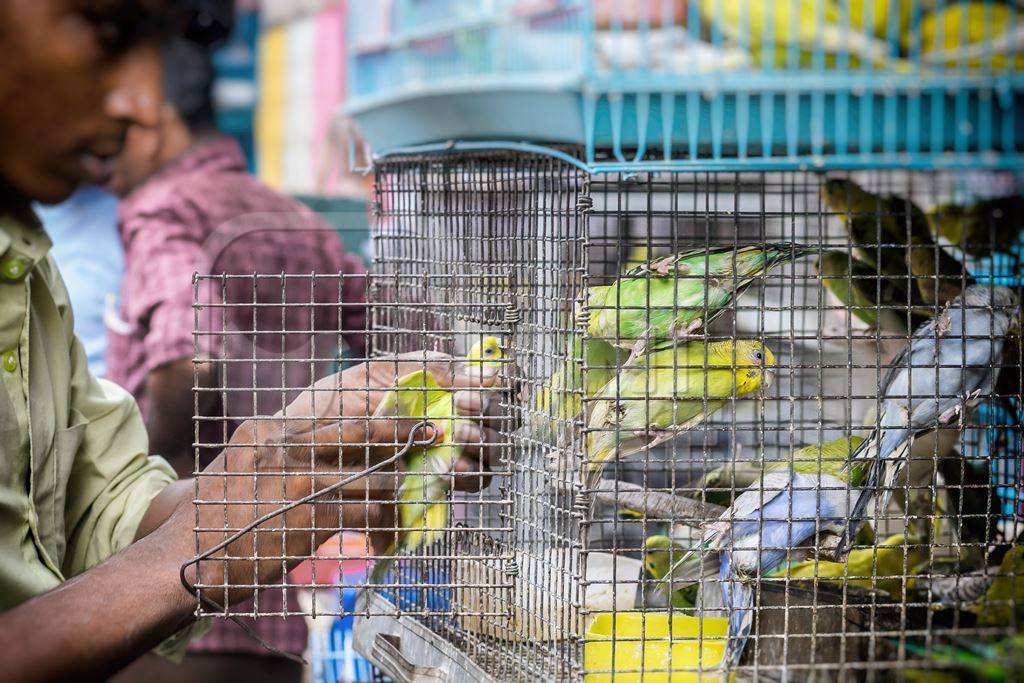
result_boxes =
[106,136,367,657]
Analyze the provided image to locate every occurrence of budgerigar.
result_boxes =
[769,532,927,600]
[822,179,972,310]
[974,546,1024,627]
[697,0,904,69]
[370,336,504,582]
[920,2,1024,71]
[583,340,775,490]
[663,436,869,668]
[836,285,1018,556]
[822,179,918,288]
[643,535,699,610]
[928,196,1024,257]
[818,250,908,333]
[583,244,811,361]
[531,336,619,440]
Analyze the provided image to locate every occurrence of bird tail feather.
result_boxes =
[838,428,912,556]
[723,576,754,669]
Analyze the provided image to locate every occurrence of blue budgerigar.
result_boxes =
[663,437,869,668]
[836,284,1018,555]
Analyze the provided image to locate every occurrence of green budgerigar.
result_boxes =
[584,340,775,489]
[974,546,1024,627]
[370,336,504,582]
[822,178,970,309]
[928,196,1024,257]
[697,435,868,506]
[643,535,699,610]
[822,179,917,288]
[817,250,908,333]
[583,244,813,360]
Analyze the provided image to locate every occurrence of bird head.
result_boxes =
[732,340,775,394]
[465,335,504,369]
[821,178,870,215]
[642,535,677,580]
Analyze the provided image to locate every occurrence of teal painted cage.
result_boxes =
[346,0,1024,172]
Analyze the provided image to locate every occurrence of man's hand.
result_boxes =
[187,351,510,604]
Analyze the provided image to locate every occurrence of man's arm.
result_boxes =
[144,359,216,476]
[0,356,504,682]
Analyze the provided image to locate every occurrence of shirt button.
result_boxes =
[1,258,26,280]
[2,351,17,373]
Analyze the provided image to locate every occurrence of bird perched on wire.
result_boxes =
[581,340,775,491]
[835,285,1018,556]
[582,244,812,364]
[531,336,620,441]
[643,535,700,610]
[370,336,504,583]
[662,436,868,668]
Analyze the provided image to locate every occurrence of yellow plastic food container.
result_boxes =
[584,612,732,682]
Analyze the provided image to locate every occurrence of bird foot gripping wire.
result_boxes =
[178,420,440,664]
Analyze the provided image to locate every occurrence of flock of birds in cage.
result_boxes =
[358,169,1024,681]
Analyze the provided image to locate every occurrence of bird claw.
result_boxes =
[623,333,651,367]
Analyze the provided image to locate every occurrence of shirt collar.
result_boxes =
[119,135,247,241]
[0,207,52,277]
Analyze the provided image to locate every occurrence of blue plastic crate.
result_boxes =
[346,0,1024,171]
[311,588,381,683]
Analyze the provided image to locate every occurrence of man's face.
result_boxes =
[0,0,170,204]
[105,105,174,197]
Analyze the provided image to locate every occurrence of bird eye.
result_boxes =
[754,351,763,363]
[485,346,495,355]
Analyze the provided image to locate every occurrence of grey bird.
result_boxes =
[836,284,1018,556]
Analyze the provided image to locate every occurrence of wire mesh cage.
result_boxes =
[190,151,1024,682]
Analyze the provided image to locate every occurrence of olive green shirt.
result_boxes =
[0,209,176,608]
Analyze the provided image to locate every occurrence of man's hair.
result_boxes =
[163,0,234,131]
[163,36,216,131]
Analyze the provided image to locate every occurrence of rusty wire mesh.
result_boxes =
[191,152,1024,682]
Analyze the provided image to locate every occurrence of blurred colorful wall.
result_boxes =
[213,1,371,259]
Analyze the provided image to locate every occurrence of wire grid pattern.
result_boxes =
[192,152,1024,681]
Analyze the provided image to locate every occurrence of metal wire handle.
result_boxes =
[179,420,440,663]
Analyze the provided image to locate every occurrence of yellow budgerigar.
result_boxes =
[532,336,620,440]
[698,0,904,69]
[643,535,700,610]
[769,533,927,599]
[920,2,1024,71]
[584,340,774,489]
[370,336,503,582]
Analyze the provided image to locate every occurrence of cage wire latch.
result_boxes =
[179,420,440,664]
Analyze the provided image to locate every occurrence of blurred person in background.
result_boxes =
[34,185,122,377]
[104,23,367,683]
[0,2,501,681]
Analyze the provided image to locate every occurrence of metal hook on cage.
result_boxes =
[178,420,440,664]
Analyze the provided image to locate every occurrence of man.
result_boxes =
[34,185,123,377]
[0,3,500,681]
[105,32,366,681]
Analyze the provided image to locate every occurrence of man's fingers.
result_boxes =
[448,364,500,389]
[450,423,506,469]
